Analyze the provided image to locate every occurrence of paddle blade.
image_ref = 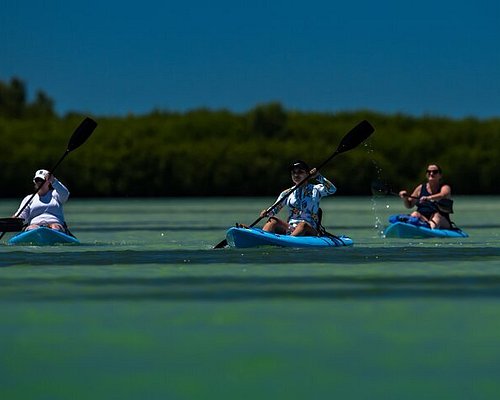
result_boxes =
[335,120,374,155]
[67,117,97,152]
[0,217,25,232]
[212,119,374,250]
[213,239,228,249]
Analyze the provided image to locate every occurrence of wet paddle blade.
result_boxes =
[0,217,25,232]
[0,118,96,241]
[335,120,374,155]
[212,119,375,250]
[315,120,375,171]
[67,117,97,152]
[213,239,228,249]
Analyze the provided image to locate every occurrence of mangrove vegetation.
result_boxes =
[1,78,498,197]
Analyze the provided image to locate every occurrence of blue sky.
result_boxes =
[2,0,499,118]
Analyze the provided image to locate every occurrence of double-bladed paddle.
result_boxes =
[371,179,454,213]
[0,117,97,240]
[213,119,375,249]
[371,180,419,200]
[0,217,25,233]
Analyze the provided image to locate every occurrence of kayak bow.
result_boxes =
[8,227,80,245]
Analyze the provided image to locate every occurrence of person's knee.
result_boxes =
[430,214,444,229]
[48,223,64,231]
[432,214,450,229]
[267,217,279,226]
[296,221,308,230]
[263,218,277,229]
[292,221,317,236]
[263,217,284,233]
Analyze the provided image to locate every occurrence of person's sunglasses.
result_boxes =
[426,169,440,175]
[34,178,45,184]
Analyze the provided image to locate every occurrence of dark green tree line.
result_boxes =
[0,77,54,119]
[0,78,499,197]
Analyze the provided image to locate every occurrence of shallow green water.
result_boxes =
[1,197,500,399]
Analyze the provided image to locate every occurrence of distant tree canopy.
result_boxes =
[0,77,55,119]
[0,77,499,197]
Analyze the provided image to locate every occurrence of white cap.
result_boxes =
[33,169,50,182]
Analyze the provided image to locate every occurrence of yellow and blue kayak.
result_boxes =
[225,227,353,248]
[8,227,80,246]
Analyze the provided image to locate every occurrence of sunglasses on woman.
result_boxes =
[426,169,440,175]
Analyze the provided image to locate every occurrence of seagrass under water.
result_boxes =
[1,197,499,399]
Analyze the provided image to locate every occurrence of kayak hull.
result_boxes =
[8,227,80,245]
[226,227,354,248]
[384,222,468,239]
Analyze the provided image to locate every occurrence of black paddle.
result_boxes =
[371,179,454,213]
[0,218,25,232]
[0,117,97,240]
[213,120,375,249]
[371,180,419,200]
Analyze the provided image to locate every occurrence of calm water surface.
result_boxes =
[1,196,499,399]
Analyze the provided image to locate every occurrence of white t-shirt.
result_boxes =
[16,179,70,226]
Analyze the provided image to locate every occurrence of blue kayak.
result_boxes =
[226,227,354,248]
[384,222,469,239]
[8,227,80,246]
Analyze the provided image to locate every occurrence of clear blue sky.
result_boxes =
[2,0,499,118]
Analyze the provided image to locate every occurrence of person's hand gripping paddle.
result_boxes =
[0,117,97,240]
[213,120,375,249]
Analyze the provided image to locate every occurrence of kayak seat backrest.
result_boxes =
[436,198,454,214]
[316,208,346,245]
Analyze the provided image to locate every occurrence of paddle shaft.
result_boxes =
[0,151,70,240]
[387,190,419,200]
[213,171,320,249]
[371,181,420,200]
[17,150,69,216]
[213,120,375,248]
[248,122,375,226]
[372,180,454,217]
[246,158,340,228]
[0,118,97,240]
[0,218,25,232]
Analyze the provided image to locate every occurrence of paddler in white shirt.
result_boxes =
[14,169,70,232]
